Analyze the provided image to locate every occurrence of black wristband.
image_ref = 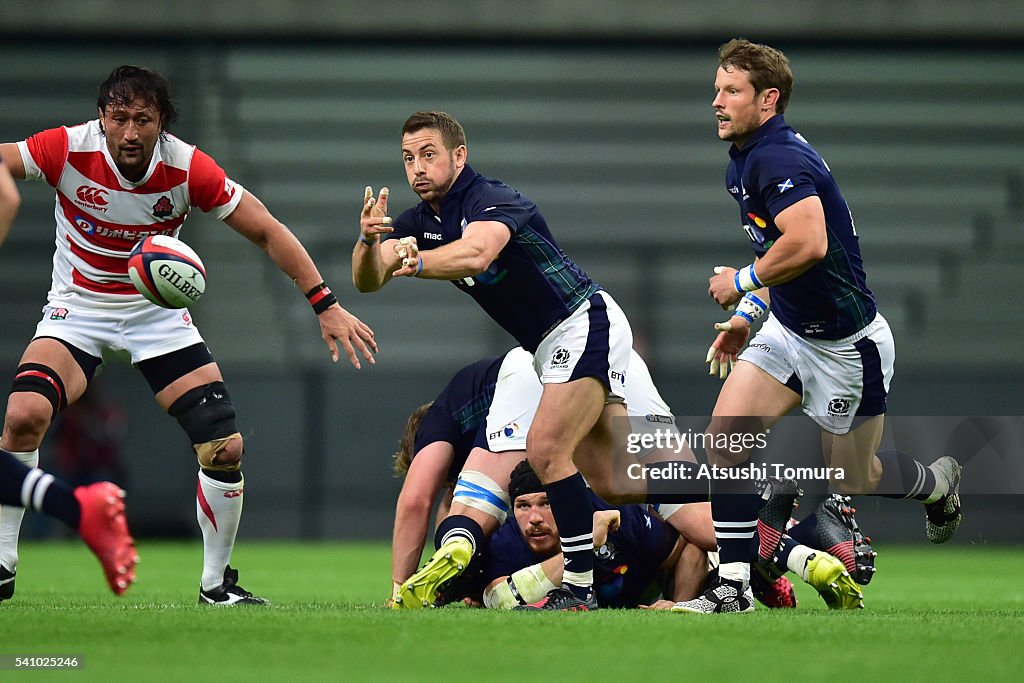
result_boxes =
[305,282,338,315]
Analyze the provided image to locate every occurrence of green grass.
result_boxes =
[3,541,1023,682]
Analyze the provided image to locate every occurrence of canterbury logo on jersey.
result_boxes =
[75,185,109,208]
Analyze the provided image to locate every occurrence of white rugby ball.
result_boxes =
[127,235,206,309]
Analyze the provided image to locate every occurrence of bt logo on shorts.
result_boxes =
[550,347,571,368]
[610,370,625,383]
[827,398,852,417]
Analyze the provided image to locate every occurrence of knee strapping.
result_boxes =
[10,363,67,418]
[453,471,511,524]
[168,381,242,471]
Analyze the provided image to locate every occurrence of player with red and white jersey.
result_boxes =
[0,65,378,605]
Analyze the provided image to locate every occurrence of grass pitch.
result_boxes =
[2,541,1022,682]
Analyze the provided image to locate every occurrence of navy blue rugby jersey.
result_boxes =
[413,354,502,481]
[485,492,678,608]
[726,115,876,339]
[389,165,599,352]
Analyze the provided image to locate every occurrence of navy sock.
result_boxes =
[643,461,710,505]
[544,472,593,600]
[434,514,486,555]
[0,450,80,529]
[775,536,799,572]
[710,476,760,566]
[787,513,819,548]
[875,449,937,500]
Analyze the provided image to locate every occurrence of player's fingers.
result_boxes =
[719,358,729,380]
[378,187,389,213]
[715,321,733,332]
[705,345,717,364]
[325,335,340,364]
[709,356,719,377]
[339,337,362,370]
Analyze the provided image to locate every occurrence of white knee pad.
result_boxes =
[453,471,511,524]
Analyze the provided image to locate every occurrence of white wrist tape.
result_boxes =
[483,563,556,609]
[733,292,768,324]
[734,264,765,293]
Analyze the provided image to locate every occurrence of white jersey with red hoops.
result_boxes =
[17,119,243,309]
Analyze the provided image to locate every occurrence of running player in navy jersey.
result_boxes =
[354,112,635,610]
[675,39,963,614]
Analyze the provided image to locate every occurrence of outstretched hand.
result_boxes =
[317,304,378,368]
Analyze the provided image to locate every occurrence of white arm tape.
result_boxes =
[483,563,557,609]
[733,292,768,324]
[734,264,765,293]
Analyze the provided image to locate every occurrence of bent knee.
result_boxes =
[195,432,244,471]
[3,397,53,445]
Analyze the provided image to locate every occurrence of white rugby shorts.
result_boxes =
[33,301,205,364]
[739,313,895,434]
[484,346,672,453]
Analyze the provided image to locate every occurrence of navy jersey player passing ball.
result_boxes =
[353,111,633,610]
[675,39,963,614]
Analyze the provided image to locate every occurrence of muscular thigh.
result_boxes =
[708,360,799,465]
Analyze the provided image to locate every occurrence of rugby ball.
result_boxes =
[127,235,206,309]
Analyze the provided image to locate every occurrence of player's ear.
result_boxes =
[762,88,780,112]
[454,144,468,168]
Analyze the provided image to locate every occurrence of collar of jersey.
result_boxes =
[728,114,788,160]
[416,164,479,217]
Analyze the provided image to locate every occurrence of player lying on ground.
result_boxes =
[388,346,714,609]
[390,347,869,609]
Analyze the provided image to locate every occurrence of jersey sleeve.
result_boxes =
[465,183,533,235]
[484,522,535,582]
[187,148,244,219]
[413,400,459,455]
[19,126,69,187]
[749,147,818,219]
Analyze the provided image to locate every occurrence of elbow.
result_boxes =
[804,239,827,264]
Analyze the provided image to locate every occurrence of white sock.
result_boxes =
[196,470,244,591]
[0,449,39,572]
[786,544,817,582]
[718,561,750,586]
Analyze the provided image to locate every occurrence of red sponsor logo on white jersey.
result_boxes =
[75,185,110,210]
[224,488,244,499]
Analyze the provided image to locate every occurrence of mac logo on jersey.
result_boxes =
[73,215,97,234]
[152,196,174,218]
[75,185,109,209]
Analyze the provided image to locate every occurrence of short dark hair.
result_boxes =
[718,39,793,114]
[402,111,467,151]
[97,65,179,131]
[392,402,434,476]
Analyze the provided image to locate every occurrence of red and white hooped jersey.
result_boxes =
[18,120,244,308]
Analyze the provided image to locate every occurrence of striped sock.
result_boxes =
[874,449,942,501]
[544,472,593,600]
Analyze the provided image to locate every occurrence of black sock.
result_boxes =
[0,450,80,529]
[787,513,819,548]
[874,449,937,500]
[434,514,486,554]
[544,472,593,600]
[643,461,710,505]
[711,476,760,569]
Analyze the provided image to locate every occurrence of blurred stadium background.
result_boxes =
[1,1,1021,543]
